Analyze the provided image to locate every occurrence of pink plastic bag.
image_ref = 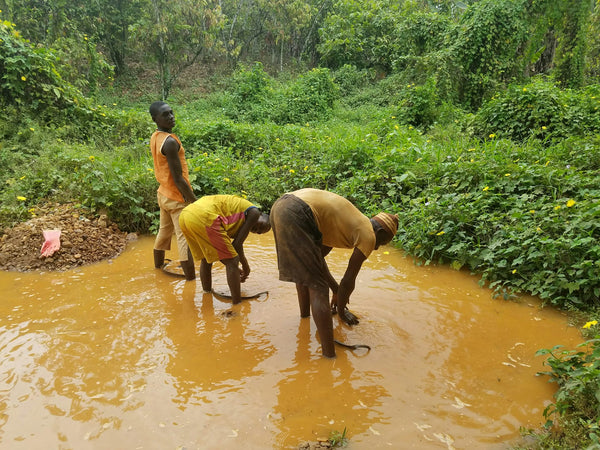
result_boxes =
[41,229,61,257]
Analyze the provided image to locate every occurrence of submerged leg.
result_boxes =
[153,249,165,269]
[180,248,196,281]
[309,287,335,358]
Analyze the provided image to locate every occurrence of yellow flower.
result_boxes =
[566,199,576,207]
[394,125,399,130]
[523,88,527,92]
[147,168,153,172]
[408,126,413,130]
[541,126,547,130]
[19,175,25,180]
[583,320,598,329]
[289,169,295,174]
[391,116,396,119]
[436,231,445,236]
[530,210,535,214]
[512,269,517,274]
[489,133,496,138]
[536,227,542,232]
[88,155,95,161]
[554,205,561,210]
[223,177,230,182]
[303,166,308,171]
[505,173,511,177]
[483,186,489,191]
[17,196,26,201]
[416,157,422,163]
[29,127,34,131]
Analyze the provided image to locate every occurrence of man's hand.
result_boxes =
[239,266,249,283]
[331,294,359,325]
[339,308,359,326]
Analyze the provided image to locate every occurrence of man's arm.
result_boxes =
[335,247,367,325]
[320,246,339,294]
[163,137,196,203]
[231,207,260,282]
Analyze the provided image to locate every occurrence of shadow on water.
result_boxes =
[0,233,583,449]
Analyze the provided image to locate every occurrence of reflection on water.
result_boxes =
[0,233,582,449]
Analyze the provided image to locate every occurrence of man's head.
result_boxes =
[251,213,271,234]
[371,212,399,249]
[149,101,175,131]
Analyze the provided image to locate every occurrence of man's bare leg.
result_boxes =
[309,287,335,358]
[180,248,195,281]
[200,259,212,292]
[154,249,165,268]
[296,284,311,318]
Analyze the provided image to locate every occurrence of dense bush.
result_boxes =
[221,65,337,124]
[274,68,338,124]
[470,78,600,142]
[396,77,440,129]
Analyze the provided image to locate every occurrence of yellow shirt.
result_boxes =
[150,131,191,203]
[291,188,375,258]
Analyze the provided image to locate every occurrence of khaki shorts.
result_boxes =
[154,192,189,262]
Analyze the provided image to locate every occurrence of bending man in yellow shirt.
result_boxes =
[179,195,271,304]
[270,188,398,358]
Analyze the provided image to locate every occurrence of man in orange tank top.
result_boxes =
[149,101,196,280]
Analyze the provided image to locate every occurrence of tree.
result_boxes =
[84,0,148,77]
[143,0,225,99]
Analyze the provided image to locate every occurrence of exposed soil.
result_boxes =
[0,203,136,272]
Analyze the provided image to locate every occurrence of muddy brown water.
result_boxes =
[0,233,582,449]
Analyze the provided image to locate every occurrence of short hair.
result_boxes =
[149,101,167,118]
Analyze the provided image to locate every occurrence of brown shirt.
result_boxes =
[291,188,375,258]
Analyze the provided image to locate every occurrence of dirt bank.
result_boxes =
[0,203,134,272]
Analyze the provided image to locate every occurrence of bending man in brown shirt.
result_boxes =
[270,188,398,358]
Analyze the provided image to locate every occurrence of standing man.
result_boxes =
[179,195,271,304]
[270,188,398,358]
[149,101,196,280]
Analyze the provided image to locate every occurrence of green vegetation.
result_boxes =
[2,1,600,448]
[329,427,349,447]
[525,321,600,449]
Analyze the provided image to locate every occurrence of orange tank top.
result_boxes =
[150,131,191,203]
